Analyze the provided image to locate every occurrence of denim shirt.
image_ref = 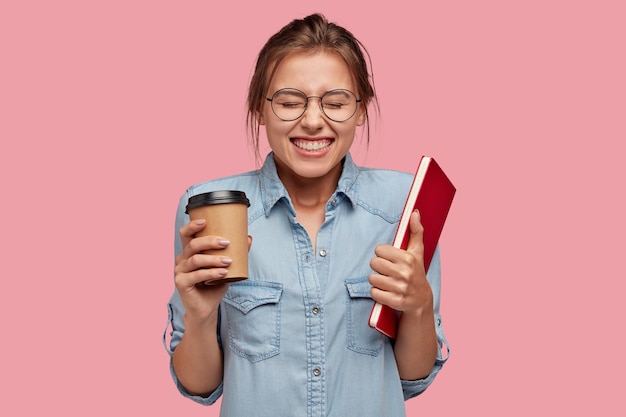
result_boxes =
[164,153,449,417]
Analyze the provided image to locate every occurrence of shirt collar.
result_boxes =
[258,152,361,217]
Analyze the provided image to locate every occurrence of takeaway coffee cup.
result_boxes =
[185,190,250,285]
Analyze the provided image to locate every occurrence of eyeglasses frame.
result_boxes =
[265,88,362,122]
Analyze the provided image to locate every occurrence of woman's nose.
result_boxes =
[300,98,325,128]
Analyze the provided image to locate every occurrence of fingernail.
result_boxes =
[221,257,233,265]
[217,268,228,276]
[195,219,206,225]
[218,239,231,247]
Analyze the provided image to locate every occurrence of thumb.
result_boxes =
[406,210,424,258]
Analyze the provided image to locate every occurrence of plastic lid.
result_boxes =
[185,190,250,213]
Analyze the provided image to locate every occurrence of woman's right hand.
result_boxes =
[174,219,233,325]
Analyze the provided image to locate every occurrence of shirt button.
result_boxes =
[313,368,321,377]
[312,306,320,315]
[331,198,337,205]
[319,249,327,257]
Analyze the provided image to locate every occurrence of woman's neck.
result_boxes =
[276,159,343,210]
[273,157,343,249]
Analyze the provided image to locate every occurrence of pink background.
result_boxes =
[2,0,625,415]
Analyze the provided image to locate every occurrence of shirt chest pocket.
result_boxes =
[345,277,385,356]
[222,281,283,363]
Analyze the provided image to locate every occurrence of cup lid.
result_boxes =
[185,190,250,213]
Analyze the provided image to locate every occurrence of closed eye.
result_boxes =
[280,102,305,108]
[322,102,345,109]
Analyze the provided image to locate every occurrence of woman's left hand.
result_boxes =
[369,210,433,315]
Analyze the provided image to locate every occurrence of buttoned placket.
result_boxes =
[291,193,340,417]
[291,212,325,417]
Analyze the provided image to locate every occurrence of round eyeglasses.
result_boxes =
[266,88,362,122]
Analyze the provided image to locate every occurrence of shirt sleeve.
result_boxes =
[162,190,224,405]
[164,293,225,406]
[401,246,451,400]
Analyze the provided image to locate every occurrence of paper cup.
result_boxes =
[185,190,250,285]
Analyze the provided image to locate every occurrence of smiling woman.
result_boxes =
[260,51,365,184]
[165,13,449,417]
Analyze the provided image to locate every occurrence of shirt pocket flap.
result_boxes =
[345,277,372,299]
[223,282,283,314]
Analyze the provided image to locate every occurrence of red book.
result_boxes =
[368,156,456,338]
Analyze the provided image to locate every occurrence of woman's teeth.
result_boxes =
[292,139,332,151]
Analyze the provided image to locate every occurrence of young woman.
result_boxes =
[165,13,449,417]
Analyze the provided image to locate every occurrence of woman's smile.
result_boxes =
[290,137,334,153]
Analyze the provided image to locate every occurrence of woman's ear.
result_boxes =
[258,111,266,126]
[356,106,366,126]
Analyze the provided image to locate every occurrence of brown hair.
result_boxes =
[246,13,378,159]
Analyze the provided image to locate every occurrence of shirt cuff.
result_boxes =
[169,359,223,406]
[401,358,445,400]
